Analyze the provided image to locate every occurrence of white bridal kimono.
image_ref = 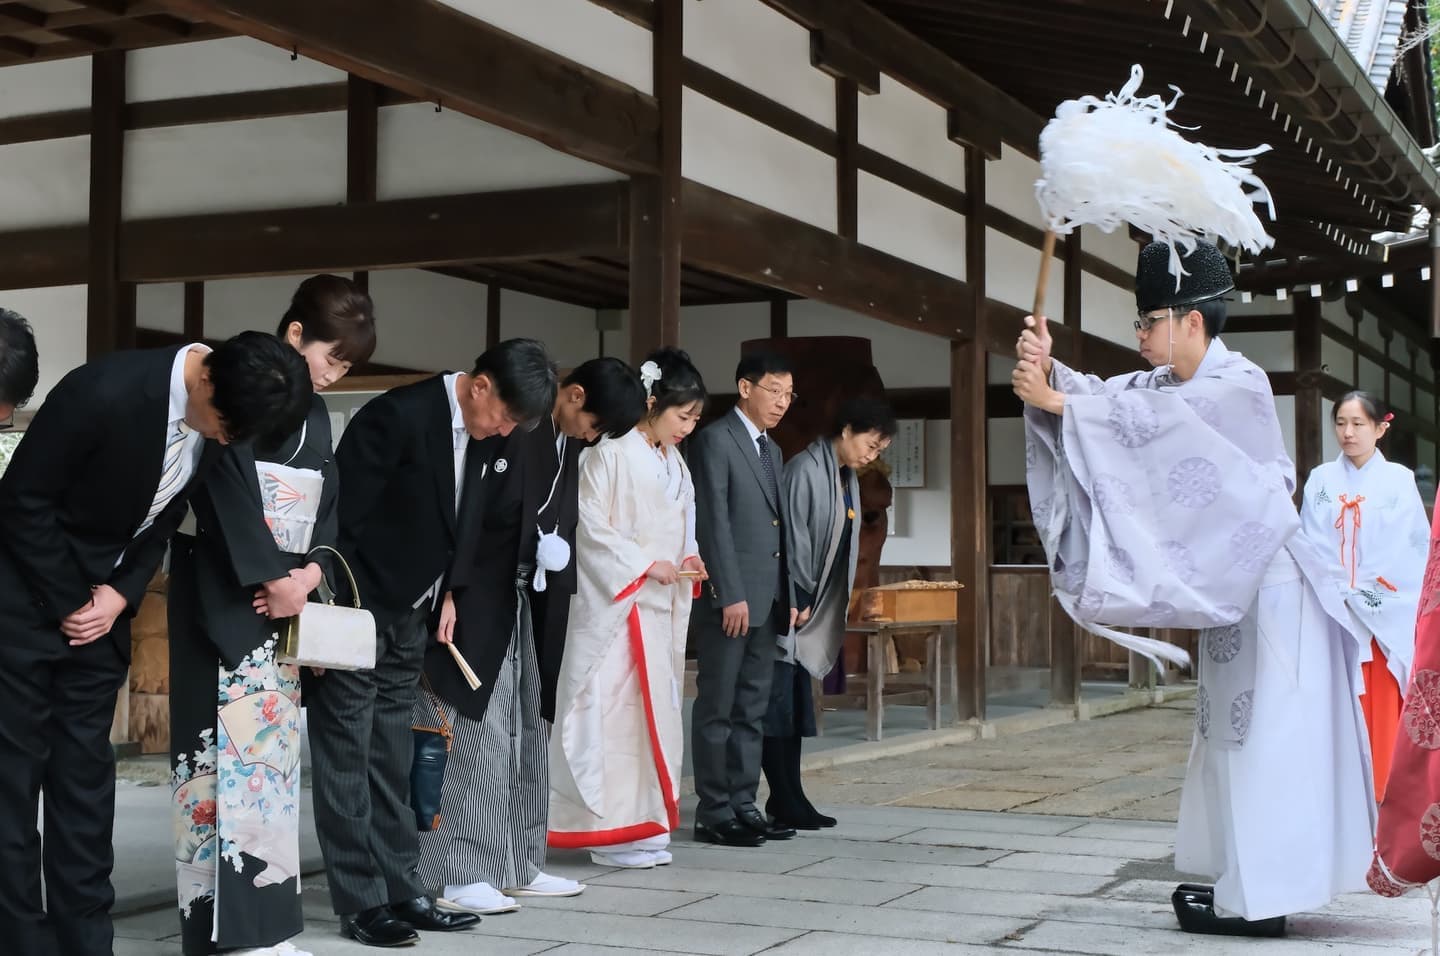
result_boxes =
[1300,451,1427,692]
[547,429,698,849]
[1025,338,1374,921]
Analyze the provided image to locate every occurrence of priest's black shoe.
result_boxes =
[340,906,420,947]
[1171,884,1286,937]
[695,818,766,847]
[391,895,481,932]
[739,808,796,840]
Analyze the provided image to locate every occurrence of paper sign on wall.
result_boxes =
[881,419,926,488]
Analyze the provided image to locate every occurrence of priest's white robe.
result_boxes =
[1300,451,1428,692]
[1025,338,1374,921]
[547,429,698,850]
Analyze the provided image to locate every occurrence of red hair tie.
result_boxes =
[1383,412,1395,423]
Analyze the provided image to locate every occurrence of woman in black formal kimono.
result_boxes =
[169,275,376,955]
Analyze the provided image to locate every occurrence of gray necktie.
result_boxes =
[757,434,778,500]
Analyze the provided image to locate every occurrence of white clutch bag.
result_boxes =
[278,545,377,671]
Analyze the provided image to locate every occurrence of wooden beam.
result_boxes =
[0,19,229,67]
[954,145,988,723]
[809,30,879,95]
[87,50,130,356]
[681,179,970,339]
[769,297,788,338]
[183,281,204,340]
[0,225,87,290]
[485,283,501,348]
[835,79,858,241]
[347,74,378,293]
[118,184,629,282]
[756,0,1040,158]
[626,0,681,361]
[1294,293,1324,494]
[148,0,659,173]
[585,0,654,29]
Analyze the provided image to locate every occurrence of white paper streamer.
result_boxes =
[1035,65,1276,287]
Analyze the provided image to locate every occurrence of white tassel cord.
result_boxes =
[1035,64,1276,288]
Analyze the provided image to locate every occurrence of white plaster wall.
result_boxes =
[1420,386,1435,419]
[988,228,1058,316]
[1082,223,1139,274]
[986,144,1039,223]
[988,354,1012,385]
[883,419,953,566]
[0,137,89,228]
[858,174,965,281]
[1422,439,1437,472]
[1225,331,1293,371]
[788,301,950,388]
[1321,333,1352,386]
[0,58,90,117]
[137,283,185,335]
[195,275,313,341]
[125,114,347,217]
[1321,298,1350,326]
[683,90,837,231]
[1359,313,1385,351]
[1393,379,1414,415]
[686,0,834,129]
[859,76,963,189]
[1322,397,1340,463]
[1275,393,1297,464]
[377,104,622,200]
[499,289,603,370]
[1080,271,1136,348]
[1,285,87,406]
[988,417,1026,485]
[679,302,768,390]
[437,0,652,94]
[127,37,343,101]
[1358,356,1384,395]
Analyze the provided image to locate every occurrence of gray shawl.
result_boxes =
[782,437,861,677]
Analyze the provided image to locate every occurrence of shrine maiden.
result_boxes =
[1015,240,1374,935]
[547,348,708,868]
[1300,391,1428,801]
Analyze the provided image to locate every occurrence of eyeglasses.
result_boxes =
[747,380,798,404]
[1133,308,1179,334]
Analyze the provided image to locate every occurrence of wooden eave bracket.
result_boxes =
[946,106,1001,162]
[809,29,880,94]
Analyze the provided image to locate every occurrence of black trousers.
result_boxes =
[0,615,129,956]
[305,604,429,915]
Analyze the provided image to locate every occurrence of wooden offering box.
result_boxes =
[861,580,963,623]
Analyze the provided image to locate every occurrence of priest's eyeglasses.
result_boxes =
[1133,308,1178,334]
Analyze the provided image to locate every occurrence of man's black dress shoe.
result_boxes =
[739,808,796,840]
[1171,884,1286,937]
[390,895,481,932]
[340,906,419,947]
[695,818,765,847]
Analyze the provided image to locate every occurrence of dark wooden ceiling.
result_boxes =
[0,1,228,65]
[867,0,1426,262]
[435,257,789,310]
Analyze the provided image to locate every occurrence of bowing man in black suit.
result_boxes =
[415,358,644,915]
[0,307,39,423]
[0,330,310,956]
[310,338,557,948]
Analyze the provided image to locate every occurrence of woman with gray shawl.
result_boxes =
[763,398,896,829]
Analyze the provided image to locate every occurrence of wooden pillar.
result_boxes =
[1048,233,1084,707]
[183,282,204,341]
[87,50,132,357]
[952,146,988,723]
[1294,293,1324,495]
[1381,326,1394,407]
[628,0,682,362]
[485,283,501,349]
[769,298,788,338]
[835,78,858,241]
[347,75,379,293]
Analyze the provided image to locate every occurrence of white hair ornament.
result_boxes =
[640,360,662,397]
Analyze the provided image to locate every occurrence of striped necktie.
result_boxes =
[142,420,193,530]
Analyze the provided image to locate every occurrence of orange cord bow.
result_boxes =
[1335,494,1365,589]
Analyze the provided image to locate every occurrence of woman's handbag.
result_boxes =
[411,679,452,832]
[276,545,378,671]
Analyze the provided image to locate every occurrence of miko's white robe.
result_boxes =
[1025,339,1374,920]
[547,429,698,849]
[1300,451,1428,692]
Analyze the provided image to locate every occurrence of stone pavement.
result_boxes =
[113,699,1439,954]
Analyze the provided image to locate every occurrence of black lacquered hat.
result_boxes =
[1134,240,1234,314]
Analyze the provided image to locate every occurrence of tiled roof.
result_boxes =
[1315,0,1411,90]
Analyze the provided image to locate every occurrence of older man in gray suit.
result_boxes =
[689,352,800,847]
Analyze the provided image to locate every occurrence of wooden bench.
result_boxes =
[820,619,957,740]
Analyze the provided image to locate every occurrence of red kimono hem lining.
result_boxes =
[546,604,679,849]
